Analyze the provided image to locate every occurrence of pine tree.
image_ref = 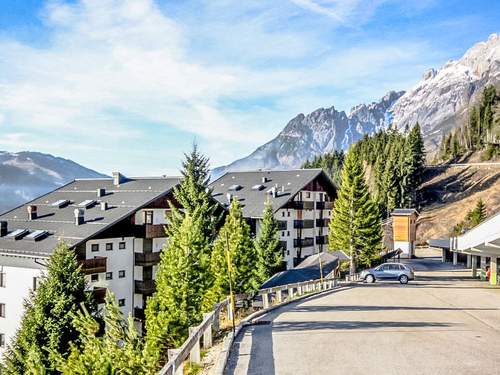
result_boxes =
[52,291,155,374]
[255,201,282,284]
[328,148,382,274]
[3,242,96,374]
[145,211,209,363]
[206,199,258,306]
[168,143,220,243]
[468,199,487,227]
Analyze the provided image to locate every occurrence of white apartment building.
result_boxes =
[0,172,181,352]
[210,169,337,269]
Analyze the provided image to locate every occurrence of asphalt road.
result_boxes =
[225,255,500,375]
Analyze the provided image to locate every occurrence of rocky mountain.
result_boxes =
[215,33,500,176]
[0,151,106,214]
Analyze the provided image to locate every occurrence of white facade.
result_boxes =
[0,256,44,354]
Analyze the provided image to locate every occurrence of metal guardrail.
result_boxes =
[158,298,230,375]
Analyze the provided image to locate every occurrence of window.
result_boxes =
[281,231,285,237]
[286,250,290,256]
[0,334,4,348]
[287,211,290,217]
[306,192,311,198]
[118,299,126,307]
[119,270,126,278]
[91,244,99,252]
[287,231,290,236]
[106,243,113,251]
[91,274,99,282]
[282,211,285,217]
[119,242,126,250]
[106,272,113,280]
[33,277,39,291]
[144,211,154,225]
[0,272,5,288]
[0,304,5,318]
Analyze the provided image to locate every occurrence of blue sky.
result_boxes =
[0,0,498,175]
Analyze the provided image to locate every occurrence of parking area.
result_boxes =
[226,253,500,375]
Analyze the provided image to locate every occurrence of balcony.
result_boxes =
[134,307,145,320]
[92,287,107,304]
[316,218,330,227]
[294,220,314,229]
[291,201,314,210]
[294,238,314,248]
[316,235,328,245]
[145,224,166,239]
[277,220,287,230]
[316,201,333,210]
[135,280,156,295]
[80,257,107,275]
[135,252,161,267]
[278,241,287,251]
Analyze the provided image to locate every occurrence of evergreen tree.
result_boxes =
[206,199,258,306]
[52,291,155,374]
[145,211,209,363]
[255,201,282,284]
[468,199,487,227]
[3,242,96,374]
[328,148,382,274]
[168,143,219,243]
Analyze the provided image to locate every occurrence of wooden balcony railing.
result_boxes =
[316,235,328,245]
[135,280,156,295]
[316,201,333,210]
[277,220,288,230]
[80,257,107,275]
[291,201,315,210]
[293,219,314,229]
[92,287,107,304]
[135,252,161,267]
[315,218,330,227]
[134,307,145,320]
[145,224,166,239]
[294,238,314,248]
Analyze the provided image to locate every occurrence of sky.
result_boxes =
[0,0,498,176]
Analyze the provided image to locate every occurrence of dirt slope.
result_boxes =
[417,164,500,242]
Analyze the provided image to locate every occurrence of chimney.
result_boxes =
[0,221,7,237]
[27,205,38,220]
[281,185,285,193]
[97,188,106,197]
[100,201,108,211]
[270,187,277,198]
[226,193,232,204]
[112,172,125,186]
[262,177,267,183]
[74,208,85,226]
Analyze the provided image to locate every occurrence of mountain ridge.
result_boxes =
[214,33,500,177]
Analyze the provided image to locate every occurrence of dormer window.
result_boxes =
[144,211,153,225]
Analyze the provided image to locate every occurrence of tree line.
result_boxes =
[2,146,283,374]
[438,85,499,161]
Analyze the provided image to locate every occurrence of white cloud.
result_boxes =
[0,0,447,174]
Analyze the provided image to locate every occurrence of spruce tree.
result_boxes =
[145,211,208,362]
[328,148,382,274]
[206,199,258,306]
[3,242,96,374]
[468,199,487,227]
[52,291,155,374]
[255,201,282,284]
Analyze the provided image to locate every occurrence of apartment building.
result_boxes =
[210,169,337,269]
[0,172,181,352]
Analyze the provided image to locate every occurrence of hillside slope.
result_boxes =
[0,151,106,214]
[417,163,500,242]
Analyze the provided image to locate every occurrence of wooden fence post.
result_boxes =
[188,327,201,365]
[203,313,213,349]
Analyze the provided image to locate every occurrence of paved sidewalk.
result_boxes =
[225,258,500,375]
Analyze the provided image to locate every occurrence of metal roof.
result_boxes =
[392,208,419,216]
[209,169,336,218]
[261,252,339,289]
[0,176,180,258]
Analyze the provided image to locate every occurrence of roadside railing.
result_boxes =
[158,298,231,375]
[158,275,360,375]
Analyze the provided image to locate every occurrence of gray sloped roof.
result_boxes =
[261,252,339,289]
[209,169,335,218]
[0,176,180,257]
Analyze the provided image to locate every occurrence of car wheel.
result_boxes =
[366,274,375,283]
[399,275,408,284]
